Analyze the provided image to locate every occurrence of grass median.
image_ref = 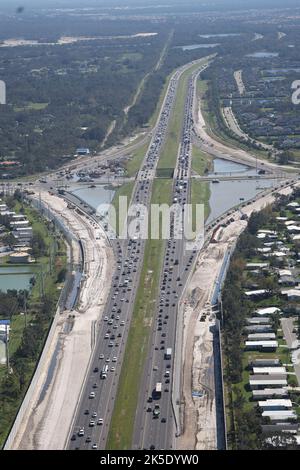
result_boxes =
[191,145,213,175]
[107,179,172,449]
[157,61,207,172]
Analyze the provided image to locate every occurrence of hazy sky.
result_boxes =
[1,0,299,13]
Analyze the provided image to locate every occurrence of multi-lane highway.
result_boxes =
[67,59,207,450]
[132,70,202,450]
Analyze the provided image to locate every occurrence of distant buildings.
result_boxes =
[76,148,90,156]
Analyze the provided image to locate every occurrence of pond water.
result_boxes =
[210,158,256,175]
[206,158,276,223]
[0,266,36,292]
[265,67,300,74]
[176,43,220,51]
[70,185,115,214]
[198,34,241,38]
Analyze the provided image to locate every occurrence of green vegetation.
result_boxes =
[107,179,172,449]
[199,77,270,161]
[13,102,49,112]
[191,145,213,175]
[222,197,300,450]
[0,195,67,448]
[125,141,149,177]
[191,180,210,223]
[157,62,204,172]
[111,182,135,236]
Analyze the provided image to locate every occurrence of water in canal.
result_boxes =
[206,158,277,223]
[70,185,115,213]
[0,266,36,292]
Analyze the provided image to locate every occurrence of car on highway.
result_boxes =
[89,392,95,399]
[97,418,103,425]
[153,404,160,418]
[78,428,85,437]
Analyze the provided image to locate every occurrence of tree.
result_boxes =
[1,373,20,399]
[57,267,67,283]
[2,232,16,249]
[31,231,47,258]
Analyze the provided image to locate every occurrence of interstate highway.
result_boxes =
[67,59,207,450]
[132,69,202,449]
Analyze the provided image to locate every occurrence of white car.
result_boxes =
[89,392,95,399]
[92,444,98,450]
[104,333,109,339]
[112,356,117,362]
[99,354,104,359]
[120,321,125,326]
[97,418,103,425]
[110,366,115,372]
[104,316,108,322]
[106,357,110,363]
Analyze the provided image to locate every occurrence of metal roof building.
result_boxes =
[244,325,274,333]
[248,333,276,341]
[249,375,288,390]
[245,341,278,351]
[262,410,297,421]
[252,388,288,400]
[258,399,292,410]
[251,358,281,367]
[252,367,287,375]
[246,317,271,325]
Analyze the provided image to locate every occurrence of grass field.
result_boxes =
[191,145,213,175]
[14,102,49,112]
[125,141,149,177]
[107,179,172,449]
[191,180,211,223]
[111,182,134,236]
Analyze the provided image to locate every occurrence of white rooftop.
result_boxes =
[245,289,267,296]
[258,399,292,408]
[245,341,278,348]
[262,410,297,420]
[255,307,281,316]
[252,367,287,375]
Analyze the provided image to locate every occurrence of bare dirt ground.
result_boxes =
[11,191,114,449]
[233,70,245,95]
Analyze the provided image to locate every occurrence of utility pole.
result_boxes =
[24,290,27,329]
[5,323,10,372]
